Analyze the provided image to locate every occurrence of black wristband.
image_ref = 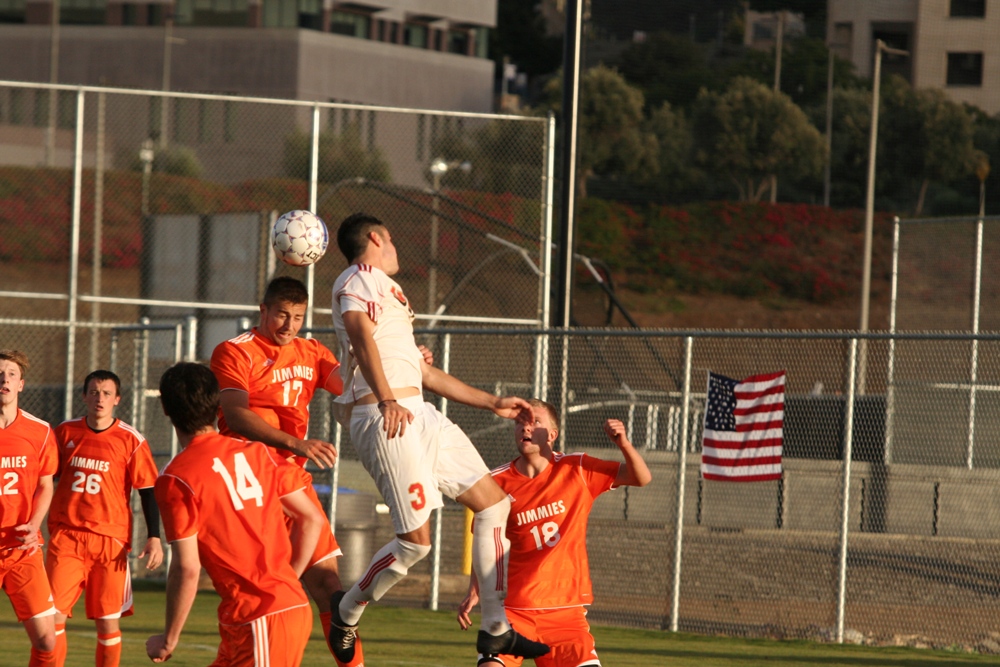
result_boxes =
[378,399,396,410]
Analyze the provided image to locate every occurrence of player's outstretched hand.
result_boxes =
[146,634,172,662]
[140,537,164,570]
[380,400,414,438]
[492,396,534,423]
[13,523,40,555]
[456,590,479,631]
[291,438,338,469]
[418,344,434,367]
[604,418,631,449]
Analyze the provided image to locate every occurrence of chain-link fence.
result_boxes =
[384,328,1000,650]
[0,80,554,419]
[6,319,1000,647]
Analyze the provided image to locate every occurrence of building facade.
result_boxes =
[0,0,496,111]
[828,0,1000,114]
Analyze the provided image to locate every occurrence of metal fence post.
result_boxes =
[64,87,86,421]
[305,104,321,333]
[836,337,858,643]
[430,332,452,611]
[184,315,198,362]
[669,335,693,632]
[885,218,900,465]
[968,215,984,469]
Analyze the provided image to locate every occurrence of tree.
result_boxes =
[878,75,977,215]
[283,124,390,184]
[691,76,825,201]
[542,65,659,198]
[640,101,699,201]
[615,33,720,112]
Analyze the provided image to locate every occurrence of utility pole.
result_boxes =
[45,0,60,167]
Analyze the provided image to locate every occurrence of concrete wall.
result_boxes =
[0,25,494,112]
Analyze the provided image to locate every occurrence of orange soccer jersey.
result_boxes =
[491,452,620,610]
[48,418,159,544]
[155,432,311,626]
[0,409,58,551]
[210,328,340,465]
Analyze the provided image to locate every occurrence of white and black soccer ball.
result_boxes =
[271,210,329,267]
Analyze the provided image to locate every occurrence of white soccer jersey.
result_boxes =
[332,263,424,403]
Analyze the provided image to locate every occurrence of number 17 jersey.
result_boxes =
[490,452,620,610]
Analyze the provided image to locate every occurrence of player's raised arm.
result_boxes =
[604,418,652,488]
[342,309,415,437]
[421,362,534,423]
[218,390,338,469]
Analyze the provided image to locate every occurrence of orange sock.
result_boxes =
[96,631,122,667]
[29,647,56,667]
[320,611,334,654]
[53,623,67,667]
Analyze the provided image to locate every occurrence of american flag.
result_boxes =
[701,370,785,482]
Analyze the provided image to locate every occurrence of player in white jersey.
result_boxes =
[328,213,549,665]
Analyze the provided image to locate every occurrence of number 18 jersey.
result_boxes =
[490,452,620,610]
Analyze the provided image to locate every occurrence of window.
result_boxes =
[187,0,248,27]
[0,0,26,23]
[33,90,49,128]
[330,10,369,38]
[60,0,106,25]
[57,91,75,129]
[223,101,235,143]
[448,29,468,55]
[950,0,986,17]
[947,52,983,85]
[9,88,25,124]
[405,23,427,48]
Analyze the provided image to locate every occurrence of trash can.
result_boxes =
[331,488,377,587]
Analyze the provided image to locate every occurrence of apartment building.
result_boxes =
[0,0,496,111]
[828,0,1000,114]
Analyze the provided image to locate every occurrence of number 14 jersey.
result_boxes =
[490,452,620,610]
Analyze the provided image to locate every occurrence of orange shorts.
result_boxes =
[0,547,57,622]
[295,485,341,570]
[495,606,599,667]
[45,529,133,620]
[210,604,312,667]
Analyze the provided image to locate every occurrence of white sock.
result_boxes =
[473,498,512,636]
[339,538,430,625]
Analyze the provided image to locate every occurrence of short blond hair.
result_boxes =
[528,398,560,433]
[0,350,29,378]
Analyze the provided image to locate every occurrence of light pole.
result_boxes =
[859,39,908,392]
[140,139,155,217]
[45,0,60,167]
[160,3,184,148]
[428,158,471,312]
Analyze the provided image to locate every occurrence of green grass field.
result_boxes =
[1,585,997,666]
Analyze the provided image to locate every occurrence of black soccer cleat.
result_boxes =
[328,591,361,665]
[477,656,505,666]
[476,629,549,659]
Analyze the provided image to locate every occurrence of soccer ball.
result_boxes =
[271,210,328,267]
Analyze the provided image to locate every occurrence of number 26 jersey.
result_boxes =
[48,417,158,545]
[490,452,620,610]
